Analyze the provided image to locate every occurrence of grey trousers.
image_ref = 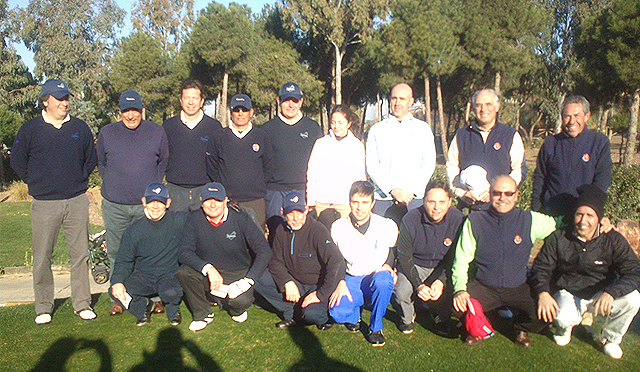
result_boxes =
[392,265,452,325]
[166,183,204,212]
[101,198,144,273]
[31,193,91,314]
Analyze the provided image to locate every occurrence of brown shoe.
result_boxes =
[464,335,483,346]
[152,301,165,314]
[109,303,123,316]
[515,331,531,347]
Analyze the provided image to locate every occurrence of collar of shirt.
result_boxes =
[278,112,303,125]
[205,206,229,226]
[230,122,253,139]
[349,213,371,235]
[389,112,415,124]
[180,110,204,130]
[573,226,600,242]
[41,110,71,129]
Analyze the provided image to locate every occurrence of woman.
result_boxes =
[306,105,366,228]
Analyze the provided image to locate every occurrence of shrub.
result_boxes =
[607,165,640,222]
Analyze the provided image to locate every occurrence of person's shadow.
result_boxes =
[129,327,221,372]
[287,326,363,372]
[30,337,112,372]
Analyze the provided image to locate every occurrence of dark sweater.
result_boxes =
[260,116,322,191]
[269,218,346,302]
[531,228,640,299]
[163,114,222,187]
[111,211,188,284]
[531,129,612,216]
[10,115,97,200]
[178,207,271,281]
[206,127,274,201]
[97,120,169,205]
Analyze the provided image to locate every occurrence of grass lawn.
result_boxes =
[0,202,102,269]
[1,295,639,371]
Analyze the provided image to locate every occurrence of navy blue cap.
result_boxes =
[230,94,252,109]
[144,183,169,204]
[279,82,303,101]
[283,191,306,214]
[119,90,143,111]
[201,182,227,202]
[41,79,72,99]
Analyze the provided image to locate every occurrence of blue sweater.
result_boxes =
[97,120,169,205]
[10,115,97,200]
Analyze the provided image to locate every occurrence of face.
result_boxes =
[330,112,351,138]
[142,198,170,221]
[574,205,599,240]
[424,188,452,223]
[473,90,500,128]
[562,103,590,138]
[279,97,303,119]
[490,177,518,214]
[390,84,414,119]
[231,106,254,129]
[43,95,69,122]
[121,108,142,129]
[201,197,227,220]
[180,88,204,117]
[350,193,375,225]
[285,208,308,231]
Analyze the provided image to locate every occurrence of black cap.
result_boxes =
[41,79,72,99]
[575,184,607,220]
[119,90,143,111]
[230,94,252,109]
[144,183,169,204]
[283,191,306,214]
[279,82,303,101]
[201,182,227,202]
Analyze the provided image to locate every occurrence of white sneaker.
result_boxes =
[554,326,572,346]
[75,308,96,320]
[602,340,623,359]
[35,313,52,325]
[189,313,214,332]
[231,311,248,323]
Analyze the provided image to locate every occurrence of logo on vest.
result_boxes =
[201,135,209,142]
[444,238,453,247]
[226,231,237,240]
[493,142,501,151]
[582,153,590,162]
[300,131,309,139]
[514,235,522,244]
[252,143,260,152]
[71,132,79,140]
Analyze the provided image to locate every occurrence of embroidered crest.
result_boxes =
[514,235,522,244]
[285,84,295,92]
[300,131,309,139]
[71,132,79,139]
[252,143,260,152]
[226,231,237,240]
[582,153,590,162]
[444,238,453,247]
[493,142,501,151]
[201,135,209,142]
[152,187,162,194]
[290,195,299,203]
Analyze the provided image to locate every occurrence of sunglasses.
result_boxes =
[491,190,517,197]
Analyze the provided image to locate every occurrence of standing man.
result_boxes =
[11,79,98,324]
[207,94,273,229]
[366,83,436,224]
[97,89,169,316]
[177,182,271,332]
[446,89,526,211]
[329,181,399,347]
[255,191,345,330]
[531,184,640,359]
[261,82,322,220]
[532,95,612,217]
[392,180,465,336]
[163,80,223,212]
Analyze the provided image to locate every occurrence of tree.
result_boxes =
[131,0,195,56]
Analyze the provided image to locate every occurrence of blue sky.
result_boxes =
[8,0,275,74]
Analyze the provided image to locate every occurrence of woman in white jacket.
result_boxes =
[306,105,366,228]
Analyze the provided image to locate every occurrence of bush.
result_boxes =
[607,165,640,222]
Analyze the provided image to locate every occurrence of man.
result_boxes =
[532,95,612,217]
[255,191,345,329]
[163,80,223,212]
[451,175,558,347]
[10,79,98,324]
[329,181,399,347]
[531,184,640,359]
[446,89,526,211]
[176,182,271,332]
[261,82,322,220]
[97,89,169,315]
[366,83,436,223]
[207,94,273,229]
[392,180,465,336]
[110,183,186,326]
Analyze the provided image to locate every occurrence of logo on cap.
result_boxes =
[126,97,135,101]
[582,153,590,162]
[290,195,299,203]
[252,143,260,152]
[514,235,522,244]
[493,142,501,151]
[237,97,245,101]
[152,187,162,194]
[208,187,218,192]
[444,238,452,246]
[286,85,295,92]
[57,83,65,88]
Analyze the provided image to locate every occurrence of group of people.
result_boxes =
[10,78,640,358]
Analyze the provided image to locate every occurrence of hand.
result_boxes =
[453,291,470,313]
[537,291,559,323]
[206,266,223,292]
[463,191,478,202]
[377,264,398,284]
[599,217,613,234]
[390,188,414,205]
[593,292,614,317]
[228,277,254,299]
[301,291,320,308]
[429,280,444,301]
[284,281,301,303]
[416,284,432,302]
[329,280,352,308]
[478,189,490,203]
[111,283,127,304]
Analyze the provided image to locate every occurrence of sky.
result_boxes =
[8,0,275,74]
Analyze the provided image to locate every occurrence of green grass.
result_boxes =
[0,202,102,269]
[1,295,639,371]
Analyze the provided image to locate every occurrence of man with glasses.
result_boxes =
[451,175,558,347]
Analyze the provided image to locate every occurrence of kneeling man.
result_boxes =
[531,184,640,359]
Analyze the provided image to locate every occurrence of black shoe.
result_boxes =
[398,322,414,334]
[317,322,333,331]
[367,330,386,347]
[169,310,182,326]
[276,318,296,329]
[136,301,154,327]
[345,321,361,333]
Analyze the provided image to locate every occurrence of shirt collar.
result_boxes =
[230,122,253,138]
[42,110,71,129]
[205,206,229,226]
[180,110,204,130]
[278,111,303,125]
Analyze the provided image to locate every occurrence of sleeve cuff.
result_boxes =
[201,263,213,276]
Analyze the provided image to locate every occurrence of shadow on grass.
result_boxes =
[287,326,363,372]
[30,337,112,372]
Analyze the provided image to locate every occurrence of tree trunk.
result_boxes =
[554,93,565,134]
[334,43,342,105]
[424,75,432,128]
[360,103,367,139]
[220,72,229,127]
[529,112,543,140]
[436,75,448,156]
[465,83,474,123]
[494,71,501,97]
[599,107,611,134]
[376,92,382,122]
[623,89,639,166]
